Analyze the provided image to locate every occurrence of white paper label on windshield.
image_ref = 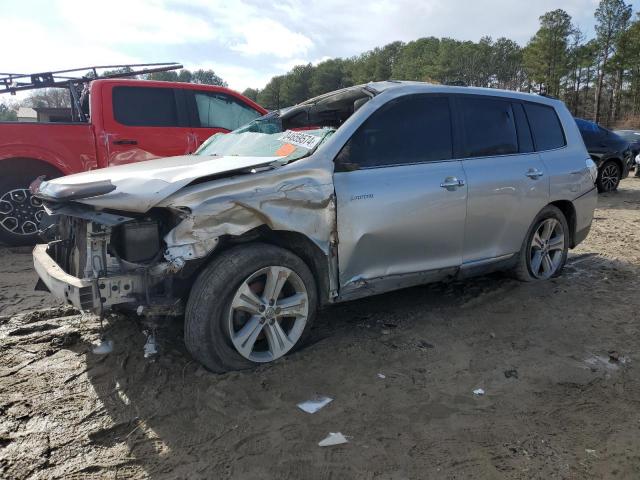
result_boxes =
[278,130,322,150]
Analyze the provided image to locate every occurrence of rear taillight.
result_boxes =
[586,158,598,184]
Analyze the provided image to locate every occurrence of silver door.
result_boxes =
[462,153,549,263]
[456,97,550,264]
[332,93,468,298]
[334,161,467,293]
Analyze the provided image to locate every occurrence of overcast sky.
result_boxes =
[1,0,639,93]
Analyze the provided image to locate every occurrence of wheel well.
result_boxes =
[0,158,63,180]
[601,157,623,173]
[182,227,333,307]
[245,228,333,307]
[550,200,577,248]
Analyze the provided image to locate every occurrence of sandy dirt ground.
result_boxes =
[1,179,640,479]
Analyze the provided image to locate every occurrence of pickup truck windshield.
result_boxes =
[196,114,334,163]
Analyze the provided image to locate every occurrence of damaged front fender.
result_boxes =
[160,161,336,264]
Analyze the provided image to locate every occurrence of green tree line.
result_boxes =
[243,0,639,128]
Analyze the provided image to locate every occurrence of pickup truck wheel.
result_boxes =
[513,205,569,282]
[597,160,621,193]
[0,175,46,246]
[185,243,318,373]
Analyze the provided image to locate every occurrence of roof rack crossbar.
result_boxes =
[0,62,183,94]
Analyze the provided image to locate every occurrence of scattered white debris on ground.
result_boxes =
[297,395,333,414]
[91,339,113,355]
[318,432,348,447]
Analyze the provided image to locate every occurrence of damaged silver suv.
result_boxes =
[32,82,598,372]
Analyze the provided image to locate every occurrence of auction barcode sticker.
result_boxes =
[277,130,322,150]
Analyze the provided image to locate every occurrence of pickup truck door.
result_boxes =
[333,94,467,298]
[186,89,264,149]
[100,85,193,166]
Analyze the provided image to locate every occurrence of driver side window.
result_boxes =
[335,95,453,170]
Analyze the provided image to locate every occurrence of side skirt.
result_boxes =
[333,253,517,303]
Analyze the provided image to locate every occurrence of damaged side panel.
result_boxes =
[158,159,339,296]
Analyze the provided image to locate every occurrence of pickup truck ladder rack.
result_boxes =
[0,63,183,122]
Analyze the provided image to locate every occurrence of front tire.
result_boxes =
[513,205,569,282]
[597,160,621,193]
[0,174,46,246]
[184,243,318,373]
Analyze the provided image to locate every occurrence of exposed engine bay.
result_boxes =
[40,206,184,317]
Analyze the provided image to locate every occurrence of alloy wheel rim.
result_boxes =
[0,188,44,236]
[228,265,309,363]
[529,218,565,279]
[601,164,620,192]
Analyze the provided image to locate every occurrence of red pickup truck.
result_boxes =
[0,79,267,245]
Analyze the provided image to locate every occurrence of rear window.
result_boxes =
[576,118,598,133]
[112,86,179,127]
[524,103,566,151]
[459,97,518,157]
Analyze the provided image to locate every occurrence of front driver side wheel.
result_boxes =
[184,243,318,373]
[513,205,569,282]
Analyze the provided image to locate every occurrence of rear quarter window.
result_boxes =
[112,86,179,127]
[524,103,566,151]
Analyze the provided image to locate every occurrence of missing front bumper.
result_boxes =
[34,244,183,316]
[33,244,95,310]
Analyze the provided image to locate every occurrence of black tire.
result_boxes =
[513,205,569,282]
[596,160,621,193]
[184,243,318,373]
[0,174,46,246]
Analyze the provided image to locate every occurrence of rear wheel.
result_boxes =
[513,205,569,282]
[597,160,621,193]
[0,174,46,246]
[185,243,317,372]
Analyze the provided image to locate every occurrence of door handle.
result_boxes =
[113,139,138,145]
[440,177,465,190]
[525,168,544,179]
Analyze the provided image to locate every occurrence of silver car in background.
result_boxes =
[32,82,598,372]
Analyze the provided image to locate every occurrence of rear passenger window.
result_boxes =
[194,92,261,130]
[113,86,179,127]
[336,95,452,168]
[459,97,518,157]
[524,103,566,151]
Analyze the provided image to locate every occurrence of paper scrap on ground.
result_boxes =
[91,339,113,355]
[318,432,348,447]
[144,334,158,358]
[377,373,386,379]
[297,396,333,414]
[473,388,485,396]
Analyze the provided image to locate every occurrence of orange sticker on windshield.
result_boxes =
[276,143,296,156]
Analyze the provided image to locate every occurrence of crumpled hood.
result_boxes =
[36,154,280,212]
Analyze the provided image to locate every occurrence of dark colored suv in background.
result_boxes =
[614,129,640,176]
[575,118,632,192]
[614,129,640,158]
